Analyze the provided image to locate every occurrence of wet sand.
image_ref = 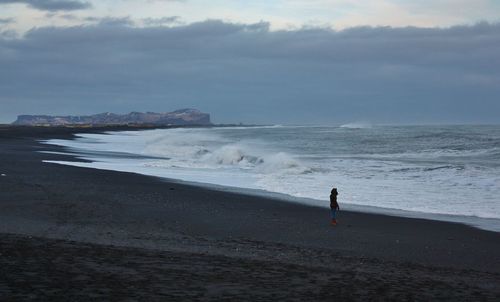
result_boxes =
[1,126,499,300]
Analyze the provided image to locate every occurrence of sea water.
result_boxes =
[43,125,500,231]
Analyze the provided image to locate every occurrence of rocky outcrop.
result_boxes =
[12,109,211,126]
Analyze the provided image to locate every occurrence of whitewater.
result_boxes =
[42,125,500,231]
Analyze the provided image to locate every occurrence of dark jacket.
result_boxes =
[330,194,339,210]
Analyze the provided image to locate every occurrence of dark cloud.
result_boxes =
[0,17,15,24]
[0,29,17,38]
[91,16,135,27]
[0,0,91,11]
[143,16,182,26]
[0,20,499,124]
[59,13,78,20]
[80,16,135,27]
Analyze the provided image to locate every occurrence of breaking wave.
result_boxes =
[340,122,372,129]
[140,130,312,174]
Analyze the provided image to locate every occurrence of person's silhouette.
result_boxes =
[330,188,340,225]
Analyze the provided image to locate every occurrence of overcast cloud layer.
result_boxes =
[1,20,499,124]
[0,0,91,11]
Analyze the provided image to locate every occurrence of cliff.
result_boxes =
[12,109,211,126]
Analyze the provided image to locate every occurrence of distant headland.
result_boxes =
[12,109,211,127]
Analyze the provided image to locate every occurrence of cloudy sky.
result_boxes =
[1,0,499,124]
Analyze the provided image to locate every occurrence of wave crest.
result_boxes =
[340,122,372,129]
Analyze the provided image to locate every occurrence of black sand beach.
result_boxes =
[1,126,500,300]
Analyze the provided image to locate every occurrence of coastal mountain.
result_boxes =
[12,109,211,126]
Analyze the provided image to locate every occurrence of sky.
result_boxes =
[0,0,499,124]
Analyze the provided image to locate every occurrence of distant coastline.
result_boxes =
[11,108,211,127]
[0,123,268,141]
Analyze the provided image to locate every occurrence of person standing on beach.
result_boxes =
[330,188,340,225]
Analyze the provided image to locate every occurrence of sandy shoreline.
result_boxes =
[1,126,500,300]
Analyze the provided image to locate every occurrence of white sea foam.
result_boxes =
[42,125,500,231]
[340,122,372,129]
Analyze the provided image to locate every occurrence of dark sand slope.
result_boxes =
[1,127,500,300]
[2,234,499,301]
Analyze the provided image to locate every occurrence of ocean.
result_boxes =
[43,125,500,231]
